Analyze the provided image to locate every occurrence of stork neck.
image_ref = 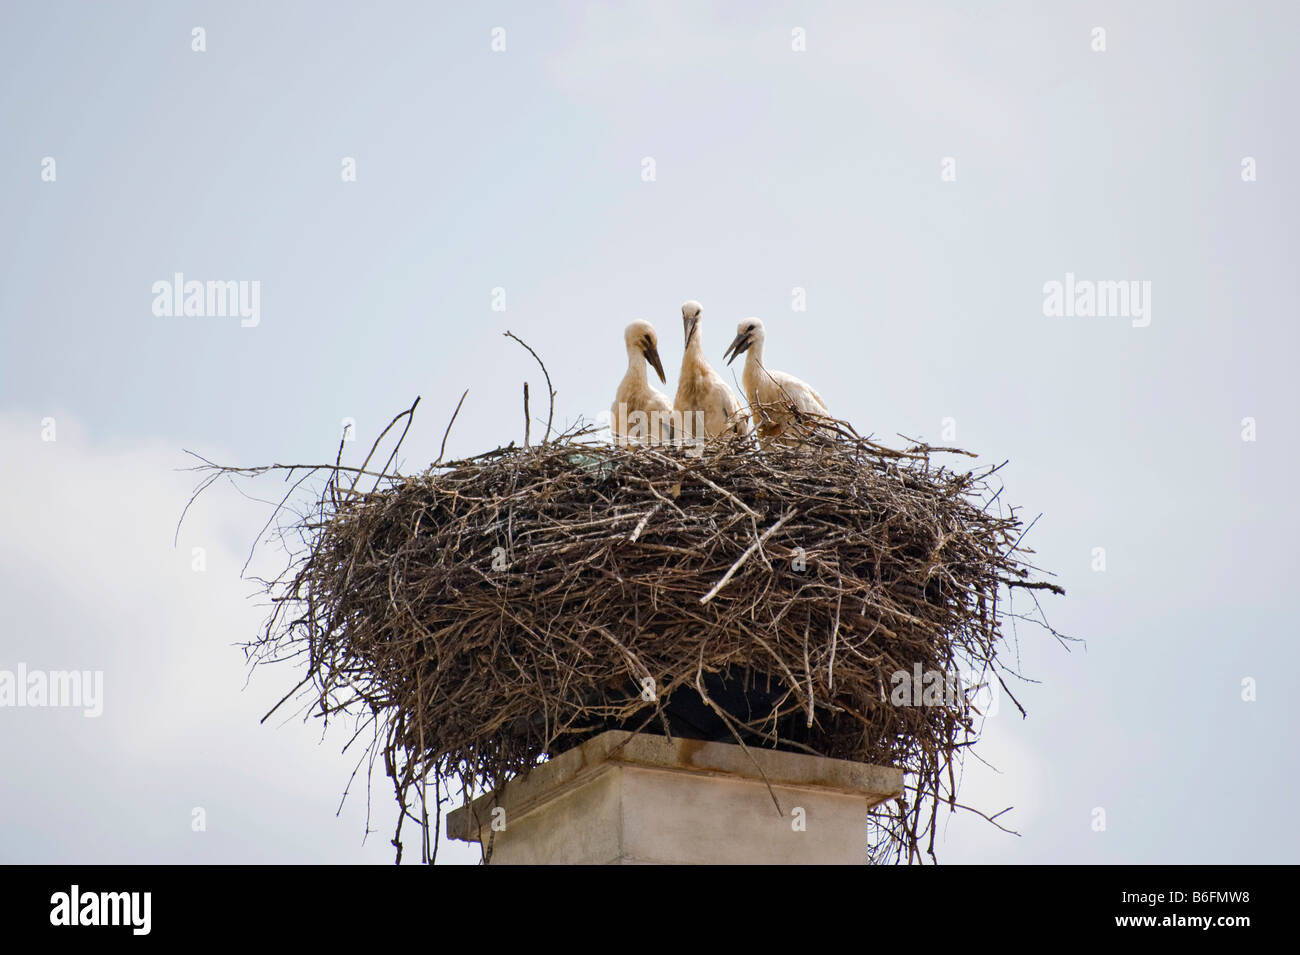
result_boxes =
[684,329,705,361]
[626,344,648,382]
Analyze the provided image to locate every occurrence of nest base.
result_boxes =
[448,730,904,864]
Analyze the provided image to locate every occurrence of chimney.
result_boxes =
[446,731,903,864]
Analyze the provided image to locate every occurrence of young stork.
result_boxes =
[611,320,673,446]
[673,300,750,442]
[723,317,830,447]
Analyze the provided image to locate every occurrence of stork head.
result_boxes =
[724,318,765,365]
[681,300,703,348]
[624,320,666,383]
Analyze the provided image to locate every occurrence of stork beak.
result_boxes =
[724,331,751,365]
[684,315,698,348]
[642,338,666,383]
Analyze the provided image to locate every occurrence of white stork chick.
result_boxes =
[723,317,830,447]
[673,300,750,443]
[611,320,673,446]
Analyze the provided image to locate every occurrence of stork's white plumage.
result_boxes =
[723,317,830,447]
[673,300,750,442]
[611,320,674,446]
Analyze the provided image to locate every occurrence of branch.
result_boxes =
[504,331,554,443]
[699,509,794,604]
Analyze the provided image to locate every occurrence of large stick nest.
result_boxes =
[195,395,1065,865]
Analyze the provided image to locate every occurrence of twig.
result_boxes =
[349,396,421,494]
[435,390,469,467]
[504,331,554,443]
[627,503,662,543]
[699,509,794,604]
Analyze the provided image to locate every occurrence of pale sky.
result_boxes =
[1,0,1297,864]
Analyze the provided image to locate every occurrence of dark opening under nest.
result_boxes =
[192,398,1065,865]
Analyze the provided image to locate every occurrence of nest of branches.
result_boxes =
[195,388,1064,865]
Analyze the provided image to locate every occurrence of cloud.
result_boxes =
[0,410,478,863]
